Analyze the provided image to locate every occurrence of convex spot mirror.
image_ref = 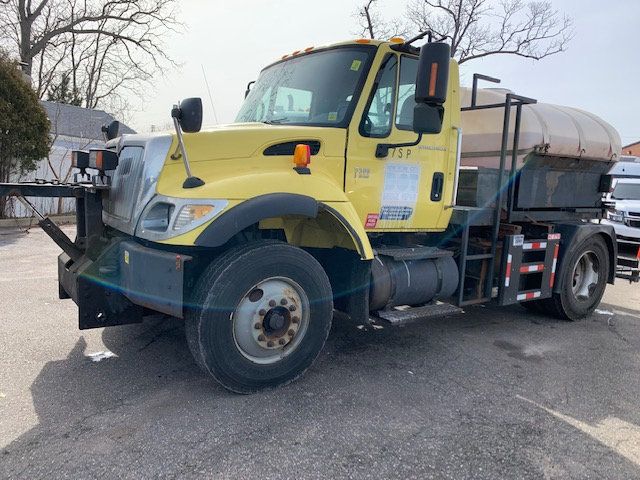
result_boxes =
[102,120,120,141]
[413,103,445,134]
[413,41,451,134]
[172,97,203,133]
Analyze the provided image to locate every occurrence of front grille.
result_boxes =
[103,146,145,222]
[629,211,640,217]
[628,220,640,228]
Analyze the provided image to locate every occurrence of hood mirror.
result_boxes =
[101,120,120,141]
[173,97,203,133]
[170,98,205,188]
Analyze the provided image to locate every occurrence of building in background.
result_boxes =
[7,102,135,218]
[622,141,640,156]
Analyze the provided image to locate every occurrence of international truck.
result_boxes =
[1,34,621,393]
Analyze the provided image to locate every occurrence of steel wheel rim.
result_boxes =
[232,276,310,365]
[572,251,600,301]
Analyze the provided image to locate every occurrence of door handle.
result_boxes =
[431,172,445,202]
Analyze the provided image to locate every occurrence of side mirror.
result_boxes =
[413,42,450,134]
[101,120,120,141]
[415,42,450,104]
[172,97,203,133]
[245,81,255,99]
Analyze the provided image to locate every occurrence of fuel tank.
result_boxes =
[369,255,459,311]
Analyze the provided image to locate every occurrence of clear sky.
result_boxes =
[127,0,640,146]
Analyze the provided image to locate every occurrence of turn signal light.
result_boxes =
[89,149,118,171]
[71,150,90,169]
[293,144,311,168]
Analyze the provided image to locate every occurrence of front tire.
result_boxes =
[185,241,333,394]
[539,235,609,321]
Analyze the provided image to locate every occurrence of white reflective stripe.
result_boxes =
[517,291,542,301]
[505,254,513,287]
[523,242,547,250]
[552,258,558,273]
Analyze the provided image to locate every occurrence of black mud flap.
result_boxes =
[78,274,144,330]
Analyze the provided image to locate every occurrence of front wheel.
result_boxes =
[185,241,333,394]
[539,235,610,321]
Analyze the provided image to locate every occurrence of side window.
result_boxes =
[360,55,398,138]
[396,56,419,130]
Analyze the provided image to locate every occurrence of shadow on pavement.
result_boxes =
[2,305,640,478]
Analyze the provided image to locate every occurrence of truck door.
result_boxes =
[345,52,455,232]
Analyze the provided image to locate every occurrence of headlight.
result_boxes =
[173,205,215,231]
[137,196,228,241]
[608,210,625,223]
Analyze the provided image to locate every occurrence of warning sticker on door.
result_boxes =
[381,163,421,221]
[365,213,379,228]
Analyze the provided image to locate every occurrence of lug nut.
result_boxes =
[280,298,288,305]
[289,305,296,312]
[288,329,295,336]
[267,341,275,348]
[279,338,286,345]
[269,300,276,307]
[254,323,262,330]
[258,335,266,342]
[259,309,267,316]
[292,316,300,324]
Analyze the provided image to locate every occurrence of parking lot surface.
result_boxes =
[1,226,639,479]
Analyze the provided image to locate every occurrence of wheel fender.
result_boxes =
[552,222,617,293]
[195,193,374,260]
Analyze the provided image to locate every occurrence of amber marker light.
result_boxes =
[389,37,404,44]
[94,150,104,171]
[428,62,439,97]
[293,144,311,168]
[355,39,371,44]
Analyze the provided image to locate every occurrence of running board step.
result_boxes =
[373,303,464,326]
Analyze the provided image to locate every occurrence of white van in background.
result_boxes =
[604,157,640,281]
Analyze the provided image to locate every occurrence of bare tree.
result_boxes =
[0,0,181,113]
[356,0,408,40]
[355,0,573,64]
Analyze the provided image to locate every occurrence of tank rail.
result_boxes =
[457,77,537,304]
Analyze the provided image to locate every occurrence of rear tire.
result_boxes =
[539,235,609,321]
[185,241,333,394]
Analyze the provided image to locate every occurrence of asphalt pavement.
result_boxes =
[1,226,639,479]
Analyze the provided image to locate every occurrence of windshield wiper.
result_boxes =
[263,117,289,125]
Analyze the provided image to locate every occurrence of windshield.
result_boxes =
[235,46,375,127]
[612,182,640,200]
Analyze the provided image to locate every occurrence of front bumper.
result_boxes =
[59,238,191,330]
[602,219,640,240]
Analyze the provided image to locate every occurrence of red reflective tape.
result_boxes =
[550,244,560,287]
[517,291,541,301]
[520,264,544,273]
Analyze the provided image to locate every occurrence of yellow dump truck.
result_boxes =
[1,34,621,393]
